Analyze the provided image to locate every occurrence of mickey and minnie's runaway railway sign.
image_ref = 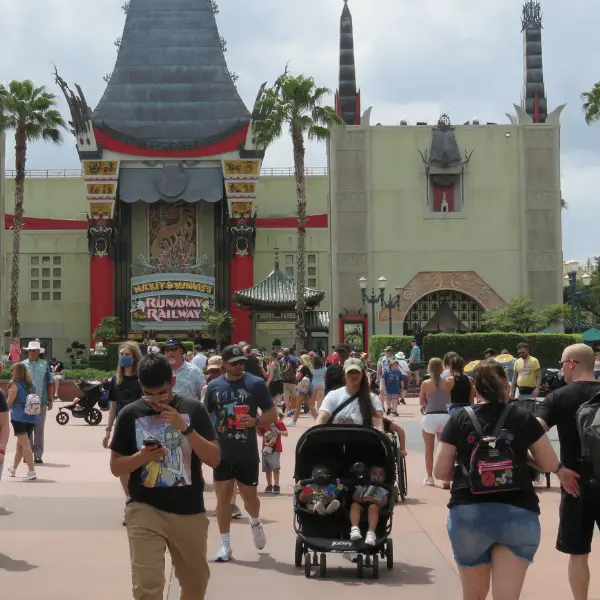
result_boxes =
[130,274,216,330]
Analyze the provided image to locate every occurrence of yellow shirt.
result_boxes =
[514,356,541,388]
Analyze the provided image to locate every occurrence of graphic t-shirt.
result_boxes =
[258,420,287,453]
[50,361,65,374]
[204,373,274,464]
[440,402,544,513]
[514,356,541,389]
[382,370,402,395]
[109,375,143,416]
[110,395,216,515]
[409,346,422,364]
[320,387,383,425]
[355,484,388,503]
[378,355,393,377]
[537,381,600,472]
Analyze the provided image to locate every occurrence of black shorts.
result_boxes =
[268,380,284,397]
[409,363,421,372]
[213,460,259,487]
[12,420,35,436]
[557,487,600,555]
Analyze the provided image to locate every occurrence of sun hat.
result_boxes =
[23,340,44,352]
[207,355,223,371]
[395,351,406,360]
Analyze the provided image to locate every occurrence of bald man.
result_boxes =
[537,344,600,600]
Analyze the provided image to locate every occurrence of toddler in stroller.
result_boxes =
[297,465,343,515]
[350,465,388,545]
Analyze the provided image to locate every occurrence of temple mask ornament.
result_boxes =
[87,216,115,259]
[229,218,256,258]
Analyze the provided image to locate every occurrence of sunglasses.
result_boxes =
[559,359,580,367]
[163,347,180,354]
[228,361,245,367]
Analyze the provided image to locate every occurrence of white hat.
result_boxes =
[395,351,406,360]
[24,341,44,352]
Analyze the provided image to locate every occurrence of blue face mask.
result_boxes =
[119,356,134,369]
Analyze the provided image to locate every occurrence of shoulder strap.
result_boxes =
[464,406,484,437]
[328,393,360,424]
[492,403,512,437]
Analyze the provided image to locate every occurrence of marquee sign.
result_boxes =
[130,273,215,331]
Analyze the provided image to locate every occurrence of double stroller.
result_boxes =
[56,379,110,426]
[293,425,397,579]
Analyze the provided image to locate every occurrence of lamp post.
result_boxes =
[358,276,404,335]
[564,260,591,333]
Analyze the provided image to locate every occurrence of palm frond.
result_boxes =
[581,82,600,125]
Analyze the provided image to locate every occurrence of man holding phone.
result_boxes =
[204,344,277,563]
[109,353,220,600]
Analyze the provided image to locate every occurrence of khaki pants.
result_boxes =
[126,502,210,600]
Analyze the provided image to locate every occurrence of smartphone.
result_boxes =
[142,438,162,448]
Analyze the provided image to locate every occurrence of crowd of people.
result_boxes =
[2,335,600,600]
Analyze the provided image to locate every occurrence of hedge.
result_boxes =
[369,336,415,361]
[422,333,583,369]
[0,368,114,381]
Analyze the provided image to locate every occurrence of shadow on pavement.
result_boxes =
[0,507,13,516]
[0,553,38,572]
[398,498,425,505]
[36,463,70,468]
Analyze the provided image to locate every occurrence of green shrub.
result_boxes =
[369,335,415,361]
[423,333,583,369]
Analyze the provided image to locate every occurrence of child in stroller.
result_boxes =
[350,465,388,545]
[298,465,343,515]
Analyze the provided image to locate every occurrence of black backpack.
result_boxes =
[461,404,526,495]
[576,388,600,486]
[281,357,296,384]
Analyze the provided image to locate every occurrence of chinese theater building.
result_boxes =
[55,0,263,344]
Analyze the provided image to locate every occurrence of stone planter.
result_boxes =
[0,379,82,403]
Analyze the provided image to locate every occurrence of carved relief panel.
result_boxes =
[148,202,197,269]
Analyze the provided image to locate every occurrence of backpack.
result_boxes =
[576,389,600,485]
[281,357,296,384]
[461,404,525,495]
[24,393,42,416]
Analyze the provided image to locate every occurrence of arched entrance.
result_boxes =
[378,271,506,331]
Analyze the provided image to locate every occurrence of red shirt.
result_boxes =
[258,420,287,453]
[325,352,339,366]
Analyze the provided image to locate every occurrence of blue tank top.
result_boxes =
[10,382,40,424]
[312,368,326,387]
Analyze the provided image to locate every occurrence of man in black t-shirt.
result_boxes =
[324,343,351,395]
[537,343,600,600]
[242,344,263,378]
[0,391,8,482]
[110,353,220,600]
[49,357,65,399]
[204,344,276,563]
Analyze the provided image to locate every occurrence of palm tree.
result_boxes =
[0,80,66,336]
[581,82,600,125]
[253,71,344,346]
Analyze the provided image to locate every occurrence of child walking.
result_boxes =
[258,412,288,493]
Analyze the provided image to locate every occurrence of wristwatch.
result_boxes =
[182,424,194,436]
[553,462,563,474]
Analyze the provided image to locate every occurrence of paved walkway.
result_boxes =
[0,400,597,599]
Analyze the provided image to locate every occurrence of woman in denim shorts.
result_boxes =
[434,359,567,599]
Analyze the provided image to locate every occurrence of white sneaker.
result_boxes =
[365,531,377,546]
[326,499,340,514]
[350,526,362,541]
[215,544,233,562]
[423,477,435,486]
[8,466,16,477]
[314,501,327,516]
[24,471,37,481]
[286,421,296,427]
[250,520,266,550]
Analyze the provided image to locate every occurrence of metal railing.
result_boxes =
[5,166,329,179]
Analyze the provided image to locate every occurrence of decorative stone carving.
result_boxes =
[154,164,189,199]
[545,104,566,126]
[337,252,367,274]
[527,251,557,272]
[383,271,506,324]
[336,190,366,212]
[336,130,366,152]
[229,217,256,258]
[87,217,115,259]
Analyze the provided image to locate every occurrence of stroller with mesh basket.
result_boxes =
[293,425,396,579]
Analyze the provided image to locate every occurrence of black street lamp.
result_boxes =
[565,260,592,333]
[358,276,404,335]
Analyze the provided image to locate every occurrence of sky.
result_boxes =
[0,0,598,262]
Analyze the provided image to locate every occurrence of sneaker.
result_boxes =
[265,485,273,493]
[423,477,435,486]
[365,531,377,546]
[286,421,296,427]
[386,407,391,416]
[314,501,327,515]
[250,520,266,550]
[272,485,280,495]
[326,499,340,514]
[350,526,362,541]
[231,504,242,519]
[24,471,37,481]
[8,466,16,478]
[34,458,43,464]
[215,544,233,563]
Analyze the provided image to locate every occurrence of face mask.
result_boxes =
[119,356,134,368]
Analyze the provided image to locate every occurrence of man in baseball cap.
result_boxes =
[162,338,205,401]
[204,344,277,562]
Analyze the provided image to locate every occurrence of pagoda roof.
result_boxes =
[92,0,251,151]
[234,263,325,310]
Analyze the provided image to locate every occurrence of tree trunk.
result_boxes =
[9,127,27,337]
[291,127,307,350]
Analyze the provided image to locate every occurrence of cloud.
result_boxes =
[1,0,599,258]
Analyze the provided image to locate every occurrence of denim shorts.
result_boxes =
[447,503,540,567]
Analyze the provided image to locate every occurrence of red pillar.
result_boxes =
[90,255,115,343]
[230,254,253,344]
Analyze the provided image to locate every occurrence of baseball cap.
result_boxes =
[207,356,223,371]
[343,357,364,373]
[385,346,393,352]
[162,338,185,351]
[221,344,247,364]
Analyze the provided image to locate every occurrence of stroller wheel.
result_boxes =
[372,554,379,579]
[356,554,364,578]
[386,539,394,570]
[85,409,103,426]
[304,553,312,578]
[319,553,326,578]
[56,411,69,425]
[294,536,304,567]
